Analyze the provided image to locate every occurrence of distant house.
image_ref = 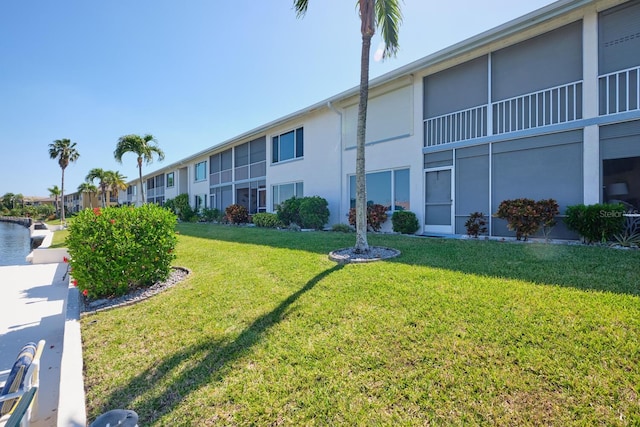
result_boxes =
[63,191,105,213]
[120,0,640,238]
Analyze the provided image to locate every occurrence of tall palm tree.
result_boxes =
[13,193,24,209]
[85,168,109,207]
[49,139,80,223]
[105,170,128,204]
[77,182,98,209]
[1,193,14,210]
[48,185,61,218]
[114,134,165,205]
[294,0,402,253]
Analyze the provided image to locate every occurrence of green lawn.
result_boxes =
[81,224,640,426]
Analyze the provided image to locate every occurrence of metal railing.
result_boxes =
[492,81,582,134]
[423,81,583,147]
[599,65,640,115]
[424,105,487,147]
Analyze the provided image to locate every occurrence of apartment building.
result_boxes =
[120,0,640,238]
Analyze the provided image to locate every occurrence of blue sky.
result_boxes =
[0,0,554,197]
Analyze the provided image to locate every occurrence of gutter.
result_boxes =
[327,101,344,221]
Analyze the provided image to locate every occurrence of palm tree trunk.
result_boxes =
[60,169,66,223]
[354,0,374,254]
[138,158,144,206]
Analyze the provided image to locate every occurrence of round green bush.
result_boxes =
[298,196,330,229]
[276,197,302,226]
[391,211,419,234]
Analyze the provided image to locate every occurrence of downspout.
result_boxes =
[327,101,344,223]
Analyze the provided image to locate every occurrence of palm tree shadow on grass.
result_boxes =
[91,264,344,424]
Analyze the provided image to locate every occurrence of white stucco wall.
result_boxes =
[339,76,424,232]
[266,109,343,226]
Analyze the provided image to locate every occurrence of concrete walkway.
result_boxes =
[0,244,86,425]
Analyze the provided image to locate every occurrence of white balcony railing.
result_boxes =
[599,65,640,115]
[424,81,583,147]
[424,105,487,147]
[493,81,582,134]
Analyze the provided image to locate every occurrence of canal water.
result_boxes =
[0,221,30,266]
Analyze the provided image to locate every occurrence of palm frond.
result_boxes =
[293,0,309,18]
[374,0,402,58]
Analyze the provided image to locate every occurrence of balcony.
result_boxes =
[599,65,640,115]
[424,80,583,147]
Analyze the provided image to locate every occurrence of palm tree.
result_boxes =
[114,134,165,205]
[1,193,14,210]
[48,185,61,218]
[77,182,98,209]
[105,170,128,204]
[294,0,402,253]
[13,193,24,210]
[85,168,109,207]
[49,139,80,223]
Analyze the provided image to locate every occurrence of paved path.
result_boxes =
[0,262,86,427]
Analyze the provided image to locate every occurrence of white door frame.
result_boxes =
[424,166,454,234]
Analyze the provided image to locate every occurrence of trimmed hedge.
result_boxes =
[565,203,626,243]
[66,205,177,299]
[252,212,282,228]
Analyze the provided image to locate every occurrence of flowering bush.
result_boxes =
[495,198,559,241]
[66,205,177,299]
[225,204,249,224]
[348,204,388,232]
[464,212,488,238]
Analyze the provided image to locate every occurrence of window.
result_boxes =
[194,194,206,211]
[272,127,304,163]
[349,168,410,211]
[195,161,207,182]
[166,172,175,188]
[272,182,303,210]
[210,149,233,185]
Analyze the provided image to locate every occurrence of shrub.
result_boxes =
[348,204,389,232]
[252,212,282,228]
[66,205,177,299]
[464,212,488,238]
[331,223,354,233]
[391,211,420,234]
[164,193,196,222]
[201,207,222,222]
[495,198,540,240]
[298,196,330,230]
[494,198,559,241]
[537,199,560,240]
[276,197,302,226]
[565,203,626,243]
[225,204,249,224]
[611,216,640,248]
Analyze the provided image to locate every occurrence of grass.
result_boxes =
[49,227,68,248]
[81,224,640,426]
